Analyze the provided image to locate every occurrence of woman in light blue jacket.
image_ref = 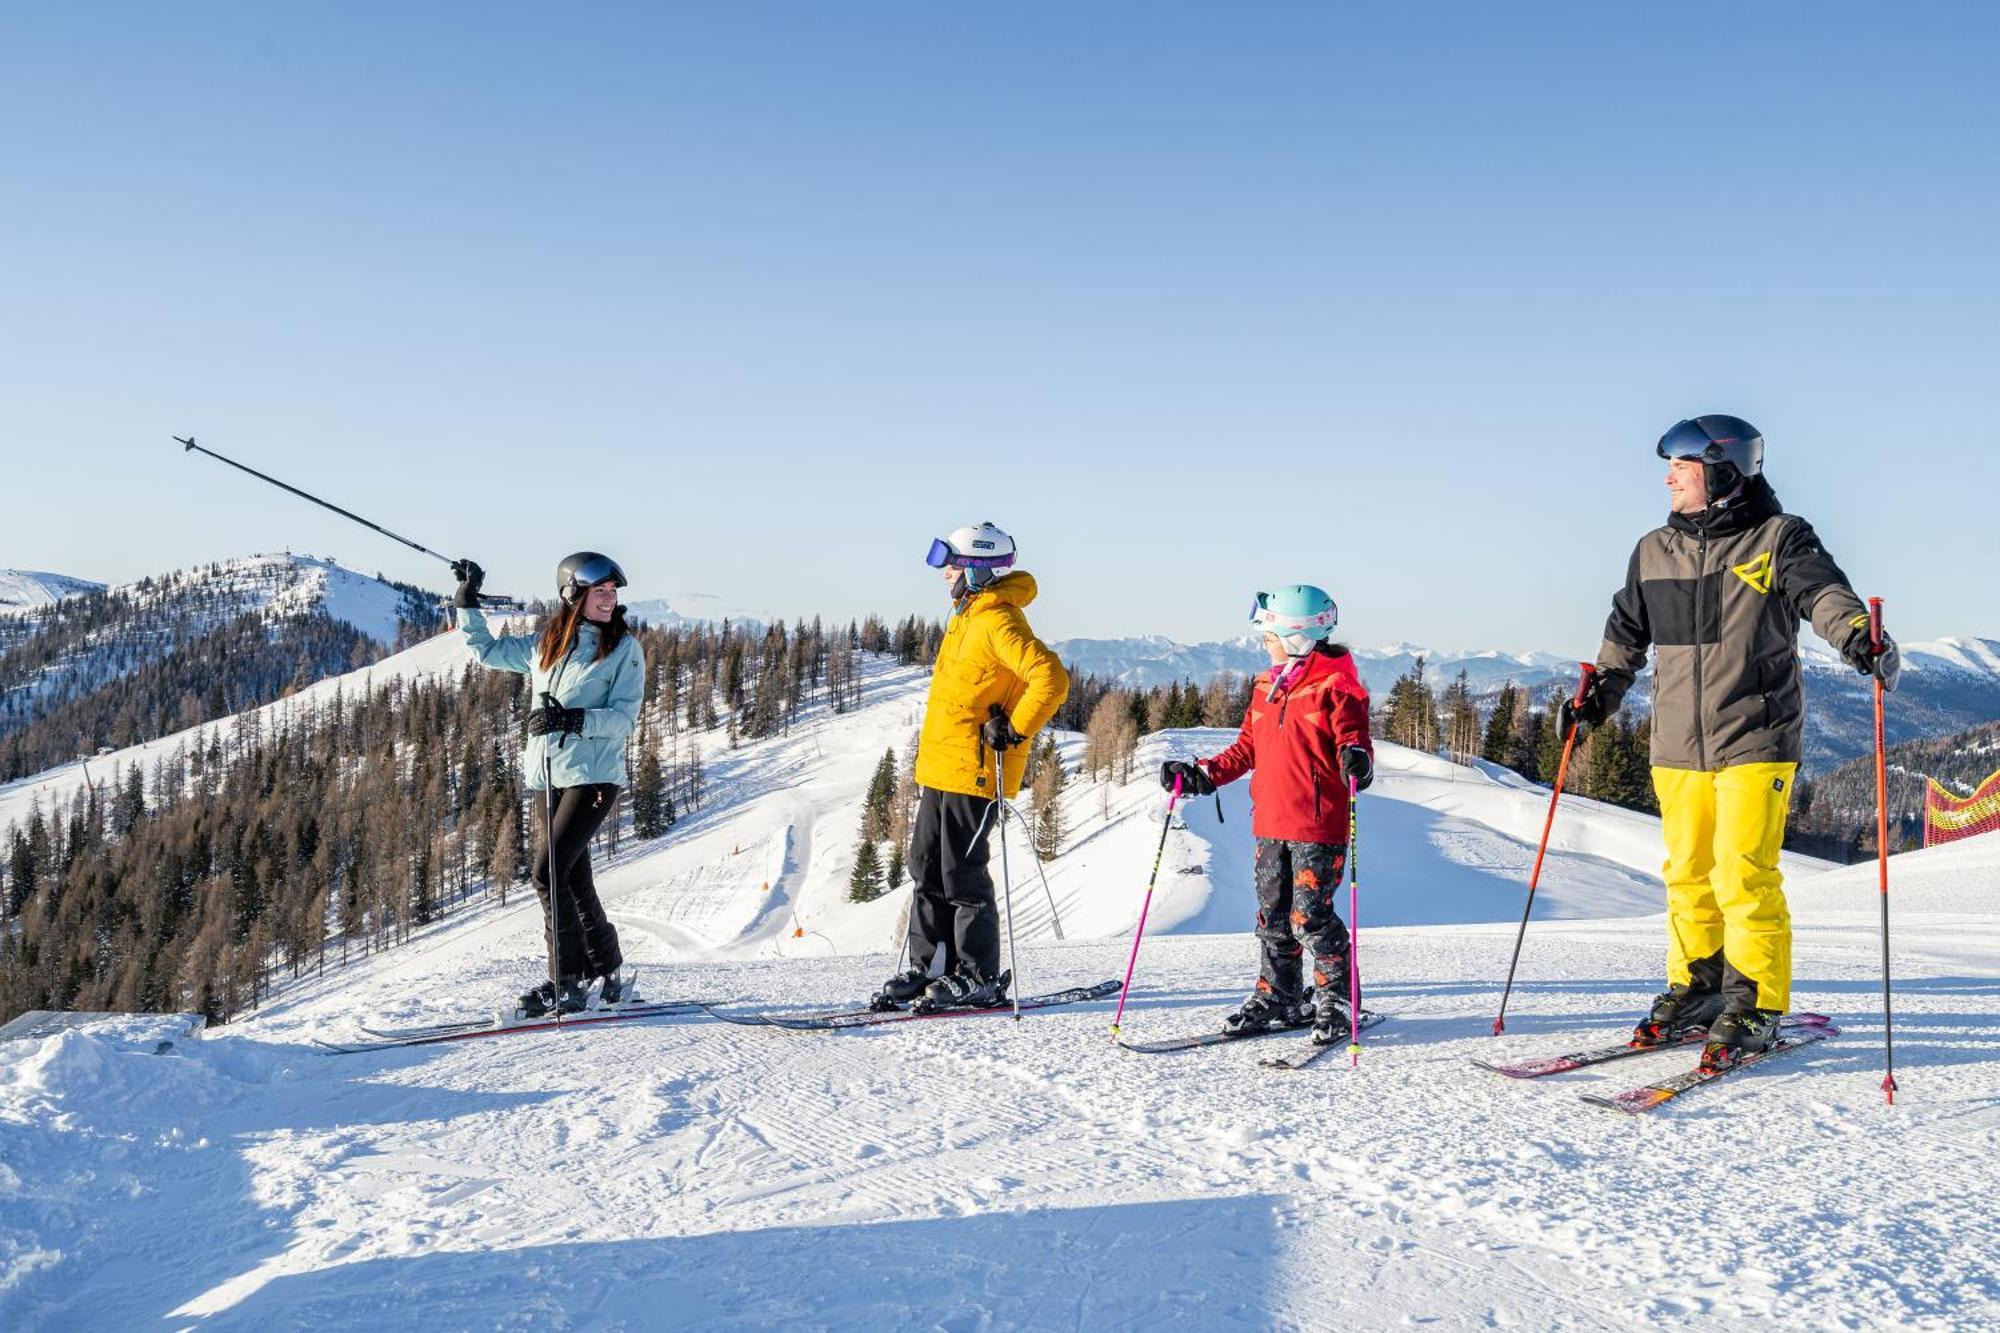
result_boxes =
[452,551,645,1018]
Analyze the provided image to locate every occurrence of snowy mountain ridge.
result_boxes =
[0,569,103,615]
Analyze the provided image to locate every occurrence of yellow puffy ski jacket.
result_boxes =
[914,571,1070,800]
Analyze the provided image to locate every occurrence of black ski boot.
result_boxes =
[1223,992,1312,1035]
[516,979,591,1019]
[1699,1007,1781,1072]
[599,968,633,1007]
[1310,997,1351,1046]
[1630,983,1725,1048]
[870,967,933,1012]
[915,964,1011,1013]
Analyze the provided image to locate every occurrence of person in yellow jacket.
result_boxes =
[875,522,1070,1011]
[1565,416,1898,1070]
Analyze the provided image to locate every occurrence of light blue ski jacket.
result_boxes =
[459,607,645,791]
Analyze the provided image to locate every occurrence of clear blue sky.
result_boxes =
[3,3,1995,650]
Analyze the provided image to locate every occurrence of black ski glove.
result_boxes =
[1160,760,1216,796]
[981,706,1025,753]
[1842,629,1901,692]
[527,691,586,739]
[1340,745,1373,792]
[450,559,485,610]
[1557,673,1609,742]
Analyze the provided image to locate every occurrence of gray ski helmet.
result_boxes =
[556,551,627,604]
[1657,414,1764,497]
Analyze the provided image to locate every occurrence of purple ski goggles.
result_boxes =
[925,538,1016,571]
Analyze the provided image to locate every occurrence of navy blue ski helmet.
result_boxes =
[1658,414,1764,497]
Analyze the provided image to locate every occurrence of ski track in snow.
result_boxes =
[0,646,1995,1329]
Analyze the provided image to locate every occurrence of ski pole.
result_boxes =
[544,751,562,1027]
[993,748,1022,1020]
[1493,662,1597,1035]
[1347,773,1363,1068]
[175,435,505,601]
[1870,597,1898,1105]
[1004,796,1068,940]
[1111,773,1182,1041]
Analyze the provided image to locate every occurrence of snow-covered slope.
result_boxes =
[2,636,1995,1329]
[0,569,101,615]
[125,553,423,647]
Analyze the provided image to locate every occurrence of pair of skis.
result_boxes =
[317,980,1123,1053]
[1477,1013,1840,1113]
[1118,1009,1388,1070]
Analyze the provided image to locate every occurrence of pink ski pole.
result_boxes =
[1111,774,1182,1041]
[1346,774,1363,1066]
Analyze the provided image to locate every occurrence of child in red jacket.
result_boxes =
[1161,585,1374,1043]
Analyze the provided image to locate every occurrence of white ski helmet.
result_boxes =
[926,522,1017,590]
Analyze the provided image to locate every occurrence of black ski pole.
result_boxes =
[1869,597,1898,1105]
[176,435,459,565]
[176,434,508,604]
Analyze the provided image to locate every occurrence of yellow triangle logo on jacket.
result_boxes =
[1732,551,1774,595]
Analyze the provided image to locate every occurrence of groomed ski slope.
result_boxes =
[2,638,1996,1329]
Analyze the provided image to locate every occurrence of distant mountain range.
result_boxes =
[1049,633,2000,775]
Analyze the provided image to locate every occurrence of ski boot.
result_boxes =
[1699,1007,1781,1073]
[1630,983,1725,1048]
[598,968,634,1007]
[1222,992,1312,1035]
[870,967,933,1012]
[517,979,592,1019]
[914,964,1011,1014]
[1310,998,1351,1047]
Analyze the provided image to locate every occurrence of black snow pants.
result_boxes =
[905,785,1001,979]
[1253,838,1353,1006]
[531,783,624,983]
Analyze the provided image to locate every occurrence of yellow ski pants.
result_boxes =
[1651,762,1798,1012]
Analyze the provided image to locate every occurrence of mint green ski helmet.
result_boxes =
[1250,585,1339,657]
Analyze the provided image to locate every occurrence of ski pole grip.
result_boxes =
[1571,661,1597,705]
[1869,596,1884,651]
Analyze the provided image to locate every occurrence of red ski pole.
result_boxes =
[1870,597,1899,1105]
[1346,774,1363,1067]
[1493,663,1597,1035]
[1111,774,1182,1041]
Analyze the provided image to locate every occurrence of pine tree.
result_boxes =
[632,725,667,839]
[863,748,897,841]
[849,836,885,903]
[1029,734,1067,861]
[1482,681,1520,765]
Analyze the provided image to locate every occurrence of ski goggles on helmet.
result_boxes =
[567,554,627,589]
[926,537,1017,571]
[1248,592,1338,635]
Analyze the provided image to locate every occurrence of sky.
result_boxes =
[2,3,1996,651]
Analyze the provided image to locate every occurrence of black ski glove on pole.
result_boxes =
[981,705,1026,752]
[1159,760,1215,796]
[527,691,586,740]
[1842,629,1902,692]
[450,559,485,609]
[1557,673,1609,742]
[1340,745,1374,792]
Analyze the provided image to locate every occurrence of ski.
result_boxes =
[1581,1022,1841,1114]
[317,999,704,1054]
[701,980,1120,1031]
[1474,1011,1832,1080]
[1258,1011,1390,1069]
[1120,1009,1383,1055]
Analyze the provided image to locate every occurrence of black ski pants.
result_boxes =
[531,783,624,983]
[1253,838,1352,1006]
[906,786,1001,979]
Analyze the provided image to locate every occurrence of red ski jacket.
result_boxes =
[1202,645,1373,844]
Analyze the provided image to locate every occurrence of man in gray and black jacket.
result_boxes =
[1562,414,1900,1069]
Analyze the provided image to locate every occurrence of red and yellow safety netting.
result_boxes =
[1924,767,2000,847]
